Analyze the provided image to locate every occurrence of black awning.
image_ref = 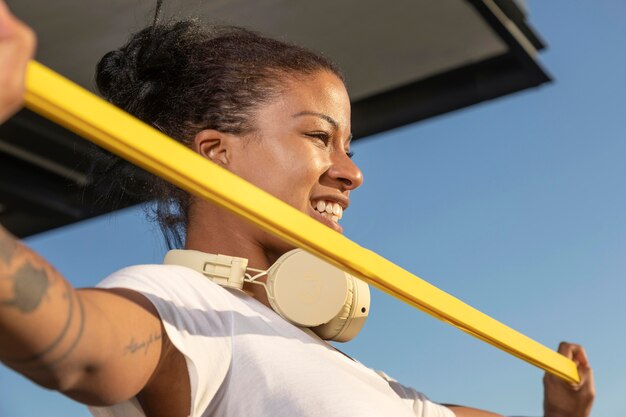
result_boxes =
[0,0,549,237]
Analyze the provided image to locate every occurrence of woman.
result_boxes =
[0,2,594,416]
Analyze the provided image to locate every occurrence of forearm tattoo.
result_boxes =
[0,225,85,369]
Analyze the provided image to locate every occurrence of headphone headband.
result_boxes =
[164,250,248,290]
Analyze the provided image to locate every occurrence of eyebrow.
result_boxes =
[292,111,353,143]
[293,111,339,129]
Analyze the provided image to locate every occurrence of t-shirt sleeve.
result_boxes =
[375,371,456,417]
[96,264,235,417]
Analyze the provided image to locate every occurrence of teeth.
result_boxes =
[313,200,344,222]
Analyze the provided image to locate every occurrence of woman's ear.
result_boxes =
[192,129,233,166]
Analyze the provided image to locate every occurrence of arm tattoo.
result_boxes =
[1,225,50,314]
[45,295,85,367]
[3,286,86,369]
[6,279,73,363]
[1,263,50,313]
[0,226,86,369]
[124,333,163,356]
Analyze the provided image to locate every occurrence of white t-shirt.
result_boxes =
[88,264,455,417]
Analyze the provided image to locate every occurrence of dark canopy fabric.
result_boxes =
[0,0,548,237]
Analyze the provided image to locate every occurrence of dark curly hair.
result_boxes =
[94,11,343,249]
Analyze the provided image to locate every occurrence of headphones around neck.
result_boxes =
[163,248,370,342]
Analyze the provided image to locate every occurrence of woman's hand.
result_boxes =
[543,342,595,417]
[0,0,36,124]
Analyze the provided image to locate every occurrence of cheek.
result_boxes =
[273,159,320,199]
[265,153,326,205]
[236,139,328,205]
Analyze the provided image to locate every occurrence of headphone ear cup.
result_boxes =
[266,250,348,327]
[311,276,370,342]
[310,275,354,340]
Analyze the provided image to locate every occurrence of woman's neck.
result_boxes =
[183,200,294,308]
[185,200,294,267]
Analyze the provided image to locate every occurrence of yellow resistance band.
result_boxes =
[23,60,579,383]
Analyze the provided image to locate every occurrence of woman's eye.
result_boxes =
[306,132,330,145]
[346,150,355,159]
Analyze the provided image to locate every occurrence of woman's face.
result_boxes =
[229,70,362,240]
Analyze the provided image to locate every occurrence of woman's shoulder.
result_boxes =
[100,263,202,282]
[98,263,204,288]
[96,264,237,308]
[92,266,236,417]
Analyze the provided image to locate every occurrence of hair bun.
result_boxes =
[95,22,194,117]
[96,48,132,96]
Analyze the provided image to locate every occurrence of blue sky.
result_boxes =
[1,1,625,416]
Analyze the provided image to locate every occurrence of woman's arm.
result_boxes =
[0,2,185,409]
[0,224,168,405]
[0,0,34,123]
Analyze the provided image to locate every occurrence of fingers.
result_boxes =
[558,341,589,366]
[580,363,594,390]
[0,0,37,122]
[556,342,593,388]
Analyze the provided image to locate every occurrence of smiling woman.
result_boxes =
[0,0,595,416]
[94,18,348,251]
[189,71,361,244]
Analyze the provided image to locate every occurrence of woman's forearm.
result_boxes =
[0,224,86,388]
[0,224,171,405]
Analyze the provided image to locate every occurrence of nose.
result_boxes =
[324,149,364,192]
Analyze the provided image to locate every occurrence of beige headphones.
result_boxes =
[163,248,370,342]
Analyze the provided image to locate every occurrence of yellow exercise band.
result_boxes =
[23,60,579,383]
